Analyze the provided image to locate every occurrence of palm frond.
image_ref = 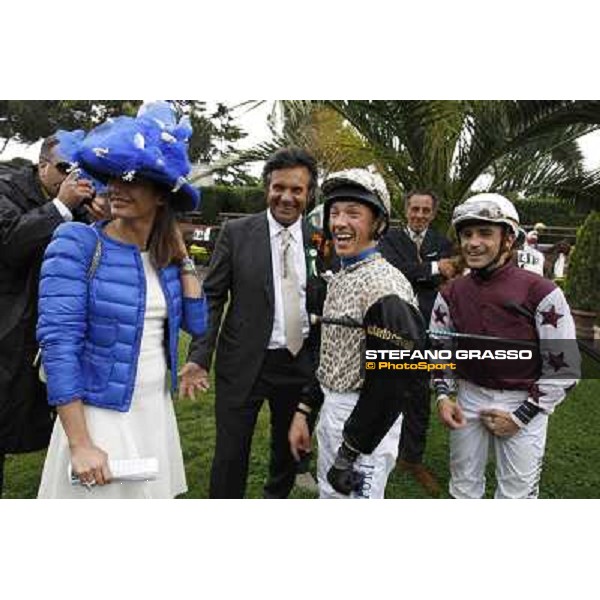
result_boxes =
[197,100,600,223]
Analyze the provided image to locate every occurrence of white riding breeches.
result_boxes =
[449,380,549,499]
[316,386,403,499]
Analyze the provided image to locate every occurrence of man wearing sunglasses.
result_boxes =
[0,131,94,497]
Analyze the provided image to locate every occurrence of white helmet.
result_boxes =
[452,193,520,237]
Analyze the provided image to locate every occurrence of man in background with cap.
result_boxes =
[180,147,326,499]
[289,169,427,499]
[0,132,94,496]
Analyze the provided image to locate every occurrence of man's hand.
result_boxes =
[480,408,520,437]
[288,412,311,461]
[326,441,364,496]
[178,362,210,399]
[438,258,458,280]
[57,171,95,210]
[85,194,111,221]
[437,395,467,429]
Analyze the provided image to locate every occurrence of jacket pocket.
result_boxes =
[84,353,114,392]
[88,317,118,348]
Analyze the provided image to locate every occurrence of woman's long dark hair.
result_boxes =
[147,189,182,269]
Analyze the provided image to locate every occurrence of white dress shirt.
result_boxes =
[267,209,309,349]
[406,226,439,276]
[52,198,73,221]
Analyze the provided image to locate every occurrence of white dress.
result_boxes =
[38,253,187,499]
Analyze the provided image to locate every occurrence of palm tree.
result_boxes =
[325,100,600,223]
[192,100,600,225]
[221,101,378,178]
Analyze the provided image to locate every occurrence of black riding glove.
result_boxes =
[326,441,364,496]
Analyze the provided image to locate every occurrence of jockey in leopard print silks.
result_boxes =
[317,254,418,391]
[288,169,428,499]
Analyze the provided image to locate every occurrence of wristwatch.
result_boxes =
[180,257,197,276]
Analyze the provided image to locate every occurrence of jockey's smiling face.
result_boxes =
[459,223,514,270]
[329,200,378,258]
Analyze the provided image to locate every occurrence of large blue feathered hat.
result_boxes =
[54,129,108,195]
[55,129,86,163]
[75,101,200,212]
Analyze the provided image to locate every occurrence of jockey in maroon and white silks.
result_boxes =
[432,194,579,499]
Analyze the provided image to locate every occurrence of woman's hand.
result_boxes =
[57,400,112,488]
[70,442,112,486]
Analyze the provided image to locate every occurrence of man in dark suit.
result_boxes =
[0,134,95,497]
[379,189,457,495]
[180,147,325,498]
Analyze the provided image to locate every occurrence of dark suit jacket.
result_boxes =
[188,210,325,404]
[379,226,453,321]
[0,166,89,452]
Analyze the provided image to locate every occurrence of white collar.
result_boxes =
[407,227,428,240]
[267,209,302,243]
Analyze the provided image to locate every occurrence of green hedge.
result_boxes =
[192,185,265,224]
[565,211,600,312]
[373,194,585,229]
[187,187,587,228]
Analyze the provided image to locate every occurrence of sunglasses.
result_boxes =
[53,161,73,175]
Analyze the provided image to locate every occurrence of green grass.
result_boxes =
[4,338,600,499]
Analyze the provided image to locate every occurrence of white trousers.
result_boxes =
[449,380,549,499]
[316,387,403,499]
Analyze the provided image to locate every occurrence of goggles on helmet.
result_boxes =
[452,199,519,236]
[453,200,506,222]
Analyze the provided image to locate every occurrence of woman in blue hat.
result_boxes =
[36,102,207,498]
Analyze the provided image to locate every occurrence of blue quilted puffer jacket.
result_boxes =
[37,221,207,412]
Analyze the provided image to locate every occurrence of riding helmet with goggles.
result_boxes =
[452,193,520,237]
[452,193,521,275]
